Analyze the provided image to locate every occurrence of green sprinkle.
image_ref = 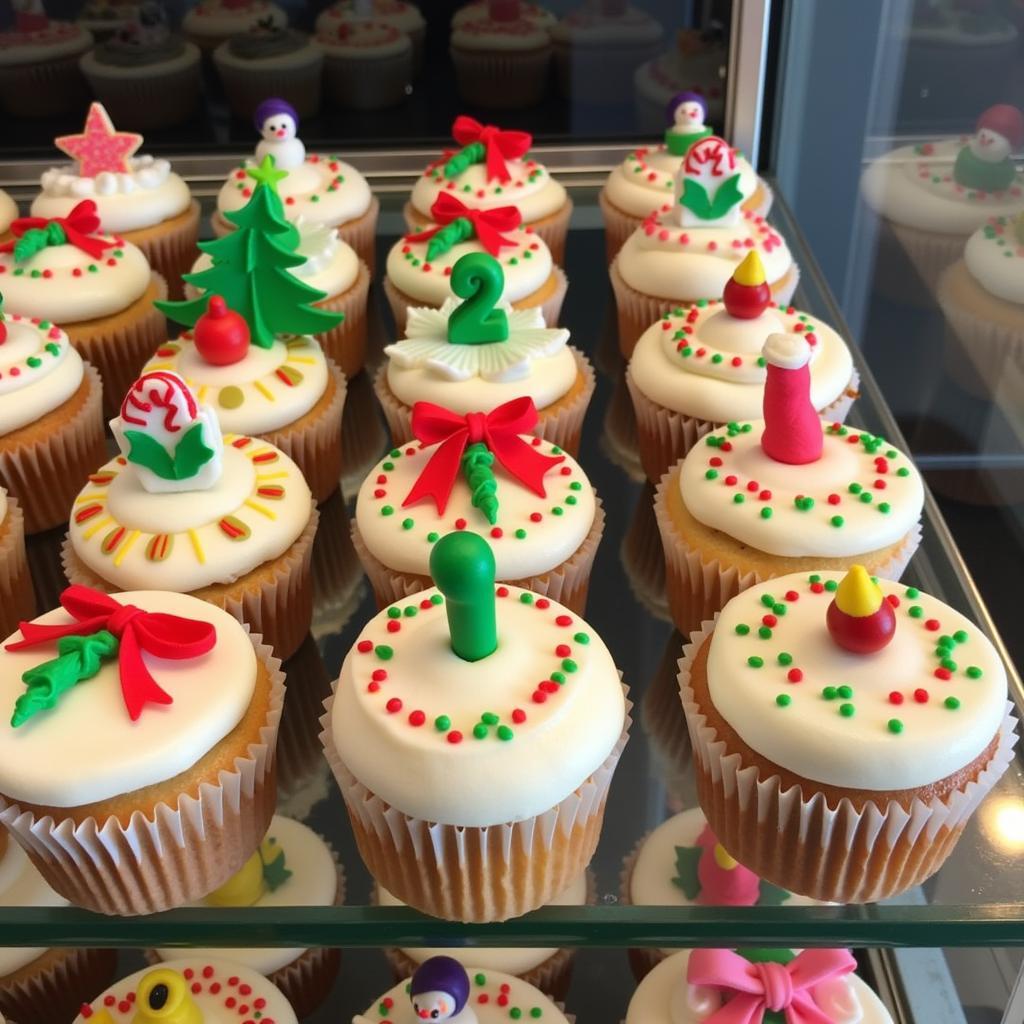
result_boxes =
[772,603,786,616]
[945,697,961,710]
[733,493,745,504]
[830,515,845,528]
[888,719,904,734]
[375,645,393,660]
[552,506,564,516]
[967,666,983,679]
[954,630,969,644]
[515,528,527,539]
[859,492,873,503]
[758,626,772,639]
[475,973,487,986]
[574,632,590,644]
[530,1010,543,1019]
[427,531,439,542]
[760,507,773,519]
[839,703,855,717]
[823,686,838,700]
[550,671,566,684]
[569,481,582,491]
[403,606,418,617]
[435,715,450,732]
[382,461,395,471]
[387,607,401,619]
[705,469,719,480]
[565,496,577,506]
[777,652,793,666]
[473,723,488,739]
[482,712,499,725]
[735,624,750,635]
[551,446,562,455]
[776,694,792,707]
[520,592,533,604]
[511,1011,523,1021]
[747,656,764,668]
[906,587,920,598]
[809,574,821,583]
[401,518,414,530]
[909,605,923,619]
[497,725,514,741]
[761,595,776,608]
[430,594,444,605]
[562,658,578,673]
[824,580,838,592]
[381,505,394,516]
[878,502,891,514]
[848,483,863,494]
[837,684,853,699]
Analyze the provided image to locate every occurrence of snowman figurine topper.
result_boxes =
[408,957,478,1023]
[953,104,1024,192]
[665,90,712,156]
[254,97,306,172]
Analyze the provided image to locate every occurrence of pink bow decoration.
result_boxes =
[686,949,858,1024]
[0,199,115,261]
[451,115,532,183]
[403,398,563,515]
[405,192,522,257]
[5,586,217,722]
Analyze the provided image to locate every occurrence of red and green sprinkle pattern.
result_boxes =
[375,972,549,1020]
[231,153,346,205]
[0,314,67,384]
[911,138,1024,203]
[641,206,784,254]
[0,241,127,280]
[399,226,543,276]
[424,152,546,201]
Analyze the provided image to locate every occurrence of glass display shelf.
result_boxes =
[2,177,1022,955]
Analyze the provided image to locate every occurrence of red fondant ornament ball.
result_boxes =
[826,566,896,654]
[194,295,250,366]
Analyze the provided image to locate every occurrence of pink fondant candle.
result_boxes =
[695,825,760,906]
[761,333,822,466]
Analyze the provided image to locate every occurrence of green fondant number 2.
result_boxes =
[448,253,509,346]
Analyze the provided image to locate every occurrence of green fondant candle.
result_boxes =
[430,531,498,662]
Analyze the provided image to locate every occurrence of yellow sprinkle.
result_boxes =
[188,528,206,564]
[196,385,208,403]
[287,356,317,365]
[731,250,766,286]
[713,843,739,871]
[113,529,141,567]
[253,380,275,402]
[285,337,310,349]
[256,472,289,482]
[835,565,883,617]
[224,433,240,445]
[244,499,276,520]
[145,363,174,372]
[74,492,107,504]
[83,515,113,541]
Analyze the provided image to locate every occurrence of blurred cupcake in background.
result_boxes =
[319,19,413,110]
[453,0,555,31]
[315,0,425,70]
[77,0,137,43]
[183,0,287,52]
[0,191,16,241]
[0,1,92,118]
[80,4,202,131]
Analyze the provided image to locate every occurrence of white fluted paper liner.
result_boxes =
[654,467,922,640]
[373,345,595,459]
[0,630,284,917]
[618,838,667,981]
[0,946,117,1024]
[352,495,604,616]
[321,683,631,922]
[628,363,860,486]
[677,618,1018,903]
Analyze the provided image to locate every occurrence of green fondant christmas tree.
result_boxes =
[157,156,343,349]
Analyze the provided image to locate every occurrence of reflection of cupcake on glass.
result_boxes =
[213,21,324,121]
[31,103,199,300]
[0,1,92,118]
[318,18,413,110]
[0,191,16,240]
[450,0,553,111]
[77,0,137,42]
[315,0,426,70]
[454,0,555,31]
[214,100,379,273]
[601,92,771,263]
[612,140,800,356]
[183,0,287,52]
[79,4,202,130]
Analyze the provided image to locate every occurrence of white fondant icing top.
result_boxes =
[0,315,85,438]
[453,1,556,30]
[68,436,313,594]
[315,0,425,36]
[678,420,924,558]
[451,16,551,50]
[315,19,412,58]
[628,301,853,422]
[0,835,68,977]
[964,216,1024,304]
[0,592,257,808]
[32,156,191,234]
[0,21,91,66]
[331,584,624,827]
[355,434,596,580]
[706,571,1009,791]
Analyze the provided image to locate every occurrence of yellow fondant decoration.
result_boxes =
[133,968,203,1023]
[713,843,739,871]
[203,849,265,908]
[731,250,766,287]
[87,1012,116,1024]
[834,565,883,617]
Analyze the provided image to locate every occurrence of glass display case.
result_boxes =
[0,1,1021,1023]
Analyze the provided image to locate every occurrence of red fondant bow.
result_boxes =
[687,949,858,1024]
[0,200,114,261]
[405,193,522,257]
[5,585,217,722]
[403,398,563,515]
[451,115,532,183]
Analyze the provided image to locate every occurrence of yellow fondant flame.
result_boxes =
[834,565,883,617]
[731,250,766,287]
[713,843,739,871]
[203,849,264,908]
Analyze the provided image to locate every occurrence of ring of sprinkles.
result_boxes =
[625,143,743,194]
[423,154,546,199]
[911,139,1024,203]
[978,215,1024,260]
[72,435,290,565]
[231,154,346,205]
[640,206,784,254]
[399,226,542,276]
[354,587,590,745]
[0,314,68,385]
[375,971,551,1020]
[0,240,128,280]
[369,438,583,545]
[734,575,985,736]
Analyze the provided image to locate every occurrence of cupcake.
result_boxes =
[353,397,603,613]
[74,959,298,1023]
[454,0,555,30]
[405,116,572,265]
[322,530,629,922]
[655,334,921,638]
[378,876,587,1000]
[861,104,1024,292]
[31,103,199,302]
[156,173,347,502]
[214,99,379,273]
[315,0,426,70]
[377,253,591,456]
[79,10,202,131]
[937,212,1024,395]
[385,195,567,331]
[450,2,553,110]
[626,948,896,1024]
[356,958,571,1024]
[0,585,284,915]
[679,566,1016,903]
[0,829,116,1024]
[0,191,16,240]
[183,0,287,52]
[155,816,343,1020]
[213,24,324,121]
[621,808,822,979]
[0,489,32,644]
[600,91,771,262]
[318,19,413,110]
[77,0,137,43]
[627,252,858,482]
[552,1,663,105]
[63,372,318,661]
[0,6,92,119]
[634,27,728,131]
[0,307,107,535]
[612,136,799,357]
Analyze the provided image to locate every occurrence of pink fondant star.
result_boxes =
[54,103,143,179]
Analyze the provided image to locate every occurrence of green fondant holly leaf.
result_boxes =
[173,422,215,479]
[757,880,791,906]
[680,172,745,221]
[670,844,703,900]
[124,422,214,481]
[260,837,293,892]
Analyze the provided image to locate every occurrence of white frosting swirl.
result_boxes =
[964,216,1024,303]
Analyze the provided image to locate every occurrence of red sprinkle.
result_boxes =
[913,688,929,703]
[386,698,403,713]
[889,691,904,705]
[512,709,526,723]
[386,620,401,633]
[496,586,509,597]
[934,667,952,680]
[925,619,941,631]
[536,598,550,609]
[357,640,372,653]
[408,710,426,726]
[787,668,803,683]
[556,614,572,626]
[785,590,799,601]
